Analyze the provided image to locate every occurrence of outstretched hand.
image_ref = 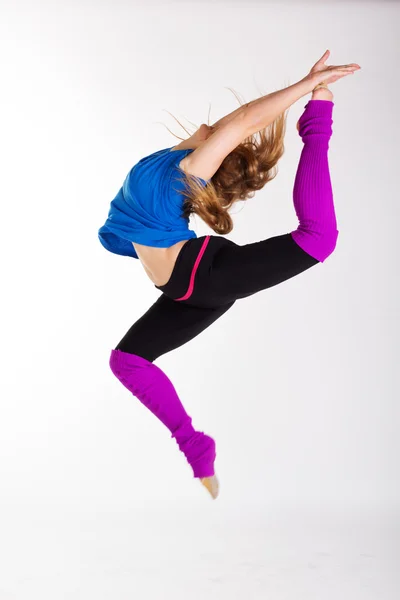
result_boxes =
[305,49,361,88]
[296,50,361,132]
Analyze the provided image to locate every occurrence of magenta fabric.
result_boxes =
[109,348,216,478]
[291,99,339,262]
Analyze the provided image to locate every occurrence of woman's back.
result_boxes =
[98,146,206,266]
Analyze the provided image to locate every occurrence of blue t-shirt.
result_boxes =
[98,146,208,259]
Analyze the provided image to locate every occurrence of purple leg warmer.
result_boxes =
[291,99,339,263]
[109,348,216,478]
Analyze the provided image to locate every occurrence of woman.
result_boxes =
[98,50,361,499]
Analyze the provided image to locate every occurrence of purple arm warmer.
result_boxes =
[290,99,339,263]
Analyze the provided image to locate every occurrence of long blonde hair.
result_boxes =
[163,87,289,235]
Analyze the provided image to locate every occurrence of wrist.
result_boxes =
[301,74,333,94]
[298,75,317,98]
[300,74,322,95]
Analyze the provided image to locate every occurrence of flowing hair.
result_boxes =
[161,86,289,235]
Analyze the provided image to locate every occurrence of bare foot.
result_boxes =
[200,474,219,499]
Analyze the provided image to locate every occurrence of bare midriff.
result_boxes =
[132,240,190,286]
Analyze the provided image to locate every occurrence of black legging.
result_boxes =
[115,233,319,362]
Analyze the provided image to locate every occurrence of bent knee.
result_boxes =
[291,228,339,263]
[318,229,339,262]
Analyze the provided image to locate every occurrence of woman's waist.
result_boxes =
[133,240,191,286]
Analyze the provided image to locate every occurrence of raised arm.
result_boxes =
[242,61,358,137]
[182,59,359,182]
[180,77,317,182]
[211,49,360,135]
[210,95,248,129]
[210,80,311,131]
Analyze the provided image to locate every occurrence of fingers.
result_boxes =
[333,68,358,80]
[332,64,361,72]
[320,49,330,61]
[313,49,330,69]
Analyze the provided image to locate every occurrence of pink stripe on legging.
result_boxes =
[175,235,211,301]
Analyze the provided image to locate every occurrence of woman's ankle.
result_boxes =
[311,87,334,102]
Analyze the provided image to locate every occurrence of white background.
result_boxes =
[0,0,398,598]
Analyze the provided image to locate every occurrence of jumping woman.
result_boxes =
[98,50,361,499]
